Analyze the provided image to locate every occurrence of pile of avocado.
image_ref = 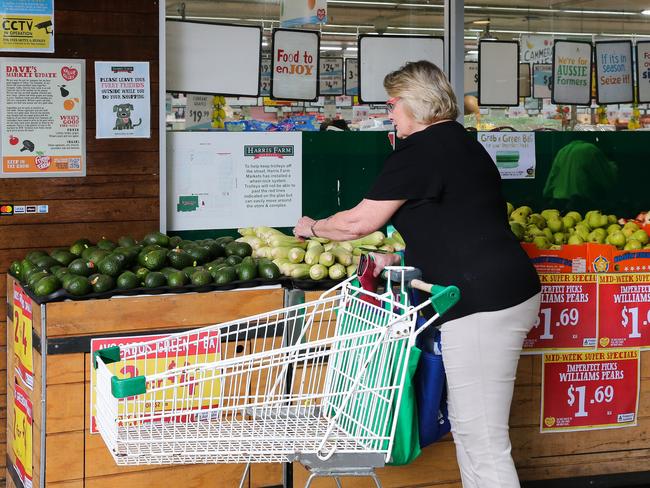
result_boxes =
[8,232,282,300]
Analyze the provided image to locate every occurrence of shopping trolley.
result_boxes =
[93,267,459,487]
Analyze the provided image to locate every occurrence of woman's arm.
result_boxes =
[294,199,405,241]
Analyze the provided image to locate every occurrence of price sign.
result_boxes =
[541,349,639,432]
[598,274,650,348]
[319,57,343,96]
[260,57,271,96]
[533,63,553,99]
[345,58,358,96]
[12,383,33,488]
[524,274,597,351]
[13,283,34,390]
[185,94,213,130]
[464,62,478,97]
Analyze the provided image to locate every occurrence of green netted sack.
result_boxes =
[543,140,617,205]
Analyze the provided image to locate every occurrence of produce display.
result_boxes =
[508,203,650,250]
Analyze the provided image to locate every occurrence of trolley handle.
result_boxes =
[410,279,461,317]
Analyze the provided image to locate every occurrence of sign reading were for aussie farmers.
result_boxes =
[271,28,319,101]
[552,40,592,105]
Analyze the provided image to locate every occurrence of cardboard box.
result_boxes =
[522,243,614,274]
[612,249,650,272]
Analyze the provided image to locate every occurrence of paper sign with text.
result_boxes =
[477,131,536,179]
[0,0,54,53]
[12,383,33,488]
[552,40,592,105]
[280,0,327,27]
[185,94,213,130]
[464,62,478,97]
[260,56,272,96]
[12,283,34,390]
[533,63,553,99]
[271,29,319,101]
[597,274,650,349]
[520,35,553,64]
[637,42,650,103]
[319,57,343,96]
[541,349,639,432]
[524,274,597,352]
[90,330,222,434]
[345,58,358,96]
[595,41,633,105]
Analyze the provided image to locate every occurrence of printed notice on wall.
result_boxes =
[272,29,319,101]
[595,41,633,105]
[637,42,650,103]
[167,131,302,231]
[95,61,150,139]
[0,0,54,53]
[0,57,85,178]
[552,41,592,105]
[477,131,536,179]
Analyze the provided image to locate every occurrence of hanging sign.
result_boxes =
[345,58,358,96]
[260,56,271,97]
[479,41,520,106]
[533,63,553,99]
[319,57,343,96]
[0,57,85,177]
[477,131,536,179]
[636,41,650,103]
[597,274,650,349]
[280,0,327,28]
[0,0,54,53]
[595,41,633,105]
[520,35,553,64]
[95,61,150,139]
[541,349,639,432]
[12,282,34,390]
[464,62,478,97]
[271,28,319,101]
[184,94,213,130]
[523,274,598,352]
[12,383,33,488]
[519,63,531,98]
[552,40,592,106]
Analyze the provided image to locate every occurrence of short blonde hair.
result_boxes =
[384,60,458,123]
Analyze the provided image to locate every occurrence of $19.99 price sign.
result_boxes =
[598,274,650,348]
[523,274,598,352]
[541,349,639,432]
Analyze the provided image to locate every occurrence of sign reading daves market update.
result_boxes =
[0,57,85,178]
[552,40,592,105]
[0,0,54,53]
[95,61,150,139]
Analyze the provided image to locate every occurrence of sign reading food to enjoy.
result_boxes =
[552,40,592,105]
[595,41,633,105]
[541,349,639,432]
[0,57,85,177]
[271,28,319,101]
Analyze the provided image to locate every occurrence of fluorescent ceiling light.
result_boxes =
[321,46,343,51]
[467,50,478,55]
[346,47,358,52]
[642,9,650,15]
[472,20,491,25]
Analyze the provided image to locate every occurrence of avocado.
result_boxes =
[112,247,139,266]
[61,273,77,289]
[53,267,71,280]
[69,239,91,257]
[50,249,76,266]
[225,255,243,266]
[191,269,212,286]
[213,266,237,285]
[225,241,253,258]
[237,262,257,281]
[28,271,50,290]
[68,258,95,277]
[168,235,182,248]
[133,266,150,283]
[26,250,48,263]
[89,274,115,293]
[167,270,188,288]
[33,255,60,271]
[167,248,194,269]
[98,255,123,277]
[142,249,168,271]
[201,240,225,259]
[144,271,166,288]
[9,260,21,278]
[159,267,178,278]
[142,231,170,248]
[116,271,140,290]
[258,261,281,280]
[88,249,111,265]
[65,275,91,296]
[182,265,198,279]
[81,246,98,261]
[20,259,37,279]
[186,246,211,265]
[178,240,196,250]
[96,238,117,251]
[118,235,137,248]
[34,275,61,297]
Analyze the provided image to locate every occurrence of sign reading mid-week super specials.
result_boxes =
[0,57,85,177]
[552,40,592,105]
[523,274,598,352]
[595,41,633,105]
[271,28,319,101]
[597,274,650,349]
[541,349,639,432]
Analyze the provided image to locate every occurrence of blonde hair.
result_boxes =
[383,60,458,123]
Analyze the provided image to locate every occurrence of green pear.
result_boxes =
[543,228,554,240]
[606,231,626,249]
[607,214,618,225]
[575,223,591,240]
[599,214,609,228]
[588,229,606,244]
[533,236,551,249]
[526,224,544,237]
[568,234,585,245]
[528,213,546,229]
[513,206,532,219]
[607,224,622,234]
[553,232,567,245]
[587,211,605,229]
[562,215,576,229]
[624,239,643,251]
[509,222,525,241]
[506,202,514,218]
[547,218,564,233]
[622,227,635,238]
[541,209,560,221]
[565,211,582,222]
[579,219,592,231]
[549,245,562,250]
[644,244,650,250]
[631,230,649,245]
[623,221,640,232]
[510,214,527,226]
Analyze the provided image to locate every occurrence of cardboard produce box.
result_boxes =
[522,243,614,274]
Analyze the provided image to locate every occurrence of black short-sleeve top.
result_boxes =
[367,121,541,323]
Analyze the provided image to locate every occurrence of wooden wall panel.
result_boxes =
[1,0,160,483]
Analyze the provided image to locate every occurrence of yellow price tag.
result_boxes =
[13,384,33,487]
[13,284,34,390]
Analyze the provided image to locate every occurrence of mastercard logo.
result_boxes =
[0,205,13,214]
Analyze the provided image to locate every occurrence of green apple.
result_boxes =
[568,234,585,245]
[606,231,626,249]
[553,232,567,245]
[624,239,643,251]
[528,213,546,229]
[547,218,564,233]
[506,202,514,218]
[607,224,622,234]
[541,209,560,220]
[631,230,649,245]
[565,211,582,222]
[509,222,525,240]
[533,236,551,249]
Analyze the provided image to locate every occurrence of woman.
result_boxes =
[293,60,541,488]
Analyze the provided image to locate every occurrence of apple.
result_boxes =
[9,135,18,145]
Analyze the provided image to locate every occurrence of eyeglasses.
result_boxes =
[386,97,400,113]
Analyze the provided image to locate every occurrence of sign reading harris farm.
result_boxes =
[541,349,639,432]
[271,28,319,101]
[595,41,633,105]
[552,40,592,105]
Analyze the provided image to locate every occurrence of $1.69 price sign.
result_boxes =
[541,349,639,432]
[523,274,598,351]
[598,274,650,348]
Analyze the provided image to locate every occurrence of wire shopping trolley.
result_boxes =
[92,267,459,487]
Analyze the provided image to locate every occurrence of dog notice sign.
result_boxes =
[94,61,150,139]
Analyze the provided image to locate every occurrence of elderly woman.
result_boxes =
[294,60,541,488]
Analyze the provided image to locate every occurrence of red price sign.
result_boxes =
[541,349,639,432]
[598,274,650,348]
[13,283,34,390]
[523,274,598,351]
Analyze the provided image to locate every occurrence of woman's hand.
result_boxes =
[293,216,316,239]
[370,252,402,277]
